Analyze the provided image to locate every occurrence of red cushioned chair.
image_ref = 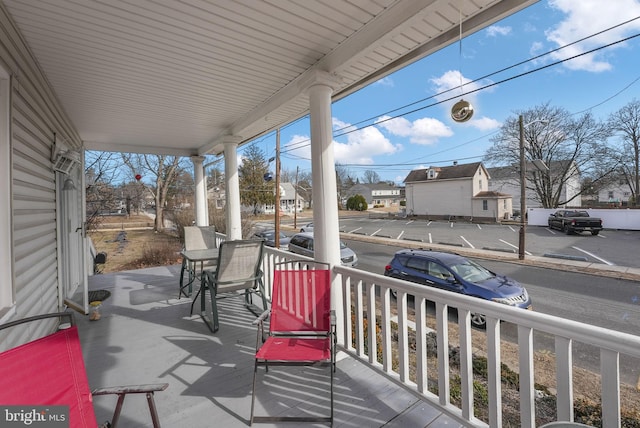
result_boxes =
[0,313,168,428]
[250,260,335,425]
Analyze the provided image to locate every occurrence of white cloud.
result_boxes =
[530,41,544,57]
[283,134,312,161]
[486,25,512,37]
[332,118,400,164]
[284,120,401,165]
[375,77,394,87]
[376,115,452,145]
[429,70,495,108]
[545,0,640,72]
[468,116,501,131]
[428,70,500,130]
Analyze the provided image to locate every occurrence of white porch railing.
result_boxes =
[261,246,640,427]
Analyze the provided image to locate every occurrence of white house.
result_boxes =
[487,160,582,210]
[344,182,403,208]
[404,162,512,222]
[261,182,306,214]
[597,177,634,205]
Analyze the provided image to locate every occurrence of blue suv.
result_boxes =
[384,249,531,328]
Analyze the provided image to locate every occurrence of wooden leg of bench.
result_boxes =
[110,394,126,428]
[147,391,162,428]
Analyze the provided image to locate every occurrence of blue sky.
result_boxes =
[243,0,640,185]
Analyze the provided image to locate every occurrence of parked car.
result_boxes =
[288,232,357,267]
[252,229,291,250]
[383,249,531,328]
[548,210,603,235]
[300,222,314,233]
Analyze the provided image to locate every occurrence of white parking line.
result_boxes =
[349,227,362,233]
[499,239,531,255]
[546,228,556,234]
[371,228,382,236]
[406,220,414,225]
[450,222,454,228]
[477,224,482,230]
[460,236,475,248]
[428,233,433,244]
[397,230,405,240]
[508,226,516,232]
[572,246,614,265]
[427,221,432,226]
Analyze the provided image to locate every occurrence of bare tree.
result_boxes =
[84,151,123,230]
[363,169,381,184]
[335,163,354,209]
[122,154,183,231]
[608,99,640,206]
[484,103,612,208]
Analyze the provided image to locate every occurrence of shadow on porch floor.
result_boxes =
[77,264,463,427]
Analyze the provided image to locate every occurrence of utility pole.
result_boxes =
[275,129,281,249]
[518,114,526,260]
[294,165,299,229]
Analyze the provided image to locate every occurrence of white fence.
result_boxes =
[528,208,640,230]
[262,246,640,427]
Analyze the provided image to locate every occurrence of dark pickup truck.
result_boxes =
[548,210,603,235]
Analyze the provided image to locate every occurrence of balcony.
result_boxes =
[81,247,640,427]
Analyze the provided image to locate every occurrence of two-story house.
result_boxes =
[344,182,404,208]
[487,160,582,210]
[255,182,306,215]
[596,175,634,206]
[404,162,512,222]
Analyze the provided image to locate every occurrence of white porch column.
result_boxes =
[223,136,243,240]
[191,155,207,226]
[299,70,343,338]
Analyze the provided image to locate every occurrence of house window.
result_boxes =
[479,179,483,188]
[503,200,507,209]
[608,191,614,199]
[428,169,436,179]
[0,65,14,321]
[482,200,488,210]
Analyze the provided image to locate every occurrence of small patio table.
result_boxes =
[179,248,219,298]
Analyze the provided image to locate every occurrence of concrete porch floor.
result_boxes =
[78,265,465,428]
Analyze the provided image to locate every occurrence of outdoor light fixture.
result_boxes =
[62,177,76,191]
[51,132,80,175]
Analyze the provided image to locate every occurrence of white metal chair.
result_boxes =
[191,239,266,333]
[179,226,217,298]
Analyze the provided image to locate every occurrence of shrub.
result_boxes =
[139,240,181,266]
[346,195,368,211]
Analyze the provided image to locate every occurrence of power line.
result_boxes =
[280,30,640,162]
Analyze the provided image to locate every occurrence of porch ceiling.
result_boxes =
[2,0,535,156]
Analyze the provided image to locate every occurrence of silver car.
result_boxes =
[288,232,357,267]
[300,222,314,233]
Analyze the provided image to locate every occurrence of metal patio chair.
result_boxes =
[190,239,266,333]
[250,260,335,426]
[0,312,168,428]
[179,226,217,298]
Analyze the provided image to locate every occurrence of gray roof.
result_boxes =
[404,162,484,183]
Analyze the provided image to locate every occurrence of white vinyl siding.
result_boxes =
[0,64,13,322]
[0,6,82,350]
[408,179,473,217]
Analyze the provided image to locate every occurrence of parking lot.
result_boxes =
[284,215,640,268]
